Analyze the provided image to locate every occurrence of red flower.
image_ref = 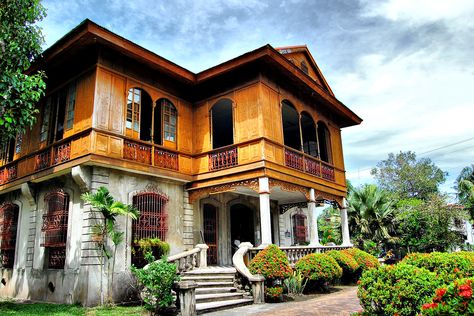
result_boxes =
[459,289,472,298]
[454,268,460,273]
[422,303,438,310]
[435,288,447,298]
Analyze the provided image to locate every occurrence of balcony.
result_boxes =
[208,146,238,171]
[123,139,179,172]
[0,164,18,185]
[284,147,335,182]
[35,142,72,171]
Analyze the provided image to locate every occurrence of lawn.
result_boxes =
[0,301,148,315]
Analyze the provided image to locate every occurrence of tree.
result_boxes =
[347,184,397,247]
[456,165,474,220]
[371,151,447,201]
[0,0,46,145]
[81,187,139,305]
[396,195,467,253]
[317,206,341,245]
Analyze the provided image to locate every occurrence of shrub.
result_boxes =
[326,250,359,276]
[295,253,342,288]
[265,286,283,302]
[249,244,292,280]
[421,277,474,315]
[131,255,179,313]
[402,252,474,283]
[342,248,379,271]
[358,263,441,316]
[283,270,307,296]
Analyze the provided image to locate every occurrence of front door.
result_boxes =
[203,204,218,265]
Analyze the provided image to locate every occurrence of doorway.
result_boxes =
[203,204,218,265]
[230,203,255,250]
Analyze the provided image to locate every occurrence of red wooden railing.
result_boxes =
[124,140,152,165]
[0,164,18,185]
[154,148,179,171]
[208,146,238,171]
[284,147,335,182]
[35,141,72,171]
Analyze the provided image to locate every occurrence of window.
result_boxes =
[127,88,141,132]
[126,88,153,142]
[0,138,15,165]
[0,203,19,268]
[317,122,332,163]
[131,191,168,267]
[40,98,51,143]
[301,112,318,157]
[300,61,309,74]
[41,190,69,269]
[15,133,23,154]
[65,82,77,130]
[281,100,301,150]
[162,99,177,142]
[292,213,307,245]
[211,99,234,149]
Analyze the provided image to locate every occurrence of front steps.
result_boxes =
[181,266,253,314]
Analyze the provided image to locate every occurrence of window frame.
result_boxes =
[0,203,20,269]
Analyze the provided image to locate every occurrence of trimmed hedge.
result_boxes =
[295,253,342,286]
[358,263,441,316]
[326,250,359,275]
[421,277,474,315]
[249,244,293,280]
[342,248,379,271]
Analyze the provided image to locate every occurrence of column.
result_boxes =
[308,188,321,246]
[258,177,272,247]
[341,197,352,246]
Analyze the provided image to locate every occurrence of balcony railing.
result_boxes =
[124,140,152,165]
[0,164,18,185]
[35,142,72,172]
[284,147,335,182]
[123,139,180,172]
[208,146,238,171]
[154,148,179,171]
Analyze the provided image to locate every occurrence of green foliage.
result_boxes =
[294,253,342,286]
[371,151,447,201]
[133,238,170,262]
[317,207,341,245]
[358,263,441,316]
[342,248,379,271]
[326,250,359,276]
[347,184,397,246]
[0,0,47,144]
[249,244,293,281]
[361,240,379,257]
[396,195,467,253]
[456,164,474,220]
[283,270,307,296]
[421,278,474,315]
[265,286,283,302]
[401,252,474,284]
[131,258,179,313]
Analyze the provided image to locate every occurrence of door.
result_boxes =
[203,204,218,265]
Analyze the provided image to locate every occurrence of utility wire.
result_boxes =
[419,137,474,156]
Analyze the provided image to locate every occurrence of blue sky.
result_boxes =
[39,0,474,197]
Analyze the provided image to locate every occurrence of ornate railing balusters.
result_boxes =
[284,147,335,182]
[208,146,238,171]
[154,148,179,170]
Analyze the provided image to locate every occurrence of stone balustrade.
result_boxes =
[232,242,265,304]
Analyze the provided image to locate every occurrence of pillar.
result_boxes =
[258,177,272,247]
[341,198,352,246]
[308,188,321,246]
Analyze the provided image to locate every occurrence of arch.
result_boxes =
[126,87,153,141]
[317,121,332,163]
[211,98,233,149]
[281,100,301,150]
[131,191,169,267]
[0,202,19,268]
[292,212,308,245]
[301,111,318,157]
[42,190,69,269]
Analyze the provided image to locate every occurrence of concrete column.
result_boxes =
[196,244,208,268]
[177,280,198,316]
[258,177,272,247]
[341,198,352,246]
[308,188,321,246]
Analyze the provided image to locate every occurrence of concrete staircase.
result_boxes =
[181,266,253,314]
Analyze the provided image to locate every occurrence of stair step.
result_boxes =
[196,298,254,314]
[196,281,234,288]
[196,292,244,303]
[185,267,236,275]
[182,275,234,282]
[183,272,236,278]
[195,287,237,294]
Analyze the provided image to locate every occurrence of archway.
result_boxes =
[230,203,255,249]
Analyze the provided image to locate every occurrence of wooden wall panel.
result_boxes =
[94,69,112,130]
[177,100,193,154]
[193,102,210,153]
[179,156,192,174]
[71,70,95,135]
[260,84,283,143]
[234,85,259,143]
[109,75,125,134]
[283,52,322,86]
[71,133,91,158]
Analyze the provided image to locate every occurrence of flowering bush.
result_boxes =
[249,244,293,280]
[342,248,379,271]
[358,263,441,316]
[421,277,474,315]
[326,250,359,275]
[295,253,342,289]
[402,252,474,283]
[265,286,284,302]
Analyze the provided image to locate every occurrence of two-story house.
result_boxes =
[0,20,361,305]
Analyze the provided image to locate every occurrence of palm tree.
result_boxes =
[347,184,397,247]
[456,165,474,220]
[81,186,139,305]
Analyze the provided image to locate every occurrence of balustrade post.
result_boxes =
[196,244,208,268]
[308,188,321,246]
[341,198,353,246]
[258,177,272,247]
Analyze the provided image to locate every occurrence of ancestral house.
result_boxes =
[0,20,361,305]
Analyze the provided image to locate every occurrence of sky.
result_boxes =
[39,0,474,197]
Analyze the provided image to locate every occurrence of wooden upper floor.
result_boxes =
[0,20,361,198]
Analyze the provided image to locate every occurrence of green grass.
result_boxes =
[0,301,148,315]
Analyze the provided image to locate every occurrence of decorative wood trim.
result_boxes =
[279,202,307,214]
[269,179,310,200]
[188,178,259,203]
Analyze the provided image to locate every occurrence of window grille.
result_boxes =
[42,190,69,269]
[292,213,308,244]
[131,191,169,267]
[0,203,19,268]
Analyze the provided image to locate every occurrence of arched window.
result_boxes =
[158,99,177,143]
[0,203,19,268]
[281,100,301,150]
[292,213,308,245]
[42,190,69,269]
[132,191,169,267]
[211,99,233,149]
[301,112,318,157]
[317,122,332,163]
[126,88,152,141]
